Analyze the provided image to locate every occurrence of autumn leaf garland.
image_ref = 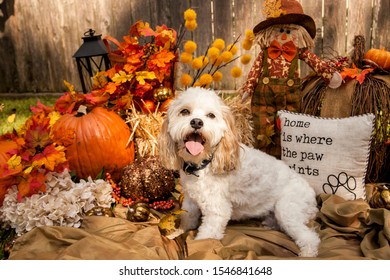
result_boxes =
[0,102,68,201]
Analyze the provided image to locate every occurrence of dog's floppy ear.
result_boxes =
[211,104,240,174]
[158,118,182,171]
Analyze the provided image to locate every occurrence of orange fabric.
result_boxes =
[267,40,297,62]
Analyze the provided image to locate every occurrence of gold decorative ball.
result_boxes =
[126,201,151,222]
[85,206,114,217]
[153,85,173,102]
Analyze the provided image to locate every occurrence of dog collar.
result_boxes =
[183,158,212,177]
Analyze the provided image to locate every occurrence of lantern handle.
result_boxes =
[84,29,96,37]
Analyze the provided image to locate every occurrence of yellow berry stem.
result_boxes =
[190,43,212,87]
[209,55,242,76]
[227,34,241,52]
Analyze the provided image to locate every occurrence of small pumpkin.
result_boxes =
[141,99,157,113]
[0,140,19,206]
[158,98,173,112]
[364,48,390,70]
[52,107,135,181]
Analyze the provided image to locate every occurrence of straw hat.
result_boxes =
[253,0,316,38]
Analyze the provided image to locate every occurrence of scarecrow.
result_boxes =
[241,0,342,158]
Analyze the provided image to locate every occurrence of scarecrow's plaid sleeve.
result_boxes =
[299,49,336,83]
[240,51,263,97]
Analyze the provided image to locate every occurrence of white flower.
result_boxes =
[0,169,115,235]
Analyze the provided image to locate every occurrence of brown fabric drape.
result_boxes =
[9,190,390,260]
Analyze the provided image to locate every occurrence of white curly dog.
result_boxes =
[158,87,320,257]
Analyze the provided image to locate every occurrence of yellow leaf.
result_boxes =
[112,70,134,84]
[7,155,22,171]
[92,71,108,89]
[158,209,186,236]
[135,71,157,85]
[23,165,35,175]
[7,113,16,123]
[265,124,275,138]
[48,111,61,127]
[63,80,76,93]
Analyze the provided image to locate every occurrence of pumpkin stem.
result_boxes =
[76,105,88,117]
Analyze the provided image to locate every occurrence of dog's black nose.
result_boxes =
[190,118,203,129]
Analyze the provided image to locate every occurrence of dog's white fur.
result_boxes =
[158,87,320,257]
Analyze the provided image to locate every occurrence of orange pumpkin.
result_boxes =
[364,48,390,70]
[52,107,135,181]
[0,140,19,206]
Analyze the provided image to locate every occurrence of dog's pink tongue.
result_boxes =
[185,141,204,156]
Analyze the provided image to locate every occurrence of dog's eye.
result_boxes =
[207,113,216,119]
[180,109,190,115]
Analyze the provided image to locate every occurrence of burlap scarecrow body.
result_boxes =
[241,0,342,158]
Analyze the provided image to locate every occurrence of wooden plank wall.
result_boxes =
[0,0,388,93]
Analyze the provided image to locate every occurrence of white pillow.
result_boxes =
[278,111,375,200]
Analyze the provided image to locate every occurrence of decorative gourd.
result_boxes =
[52,107,135,181]
[0,140,18,206]
[364,48,390,70]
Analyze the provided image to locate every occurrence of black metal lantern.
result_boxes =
[73,29,110,93]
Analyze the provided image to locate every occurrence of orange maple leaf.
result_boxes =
[341,64,374,84]
[123,35,138,45]
[123,63,137,74]
[24,117,52,150]
[17,171,46,202]
[155,25,177,49]
[149,49,176,68]
[85,91,111,106]
[134,83,153,97]
[111,93,133,110]
[51,127,75,147]
[105,67,118,79]
[126,52,143,66]
[55,92,81,114]
[105,82,118,94]
[31,145,67,171]
[130,21,157,37]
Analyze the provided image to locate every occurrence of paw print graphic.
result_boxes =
[322,172,357,199]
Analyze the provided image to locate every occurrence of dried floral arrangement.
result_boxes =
[0,7,256,246]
